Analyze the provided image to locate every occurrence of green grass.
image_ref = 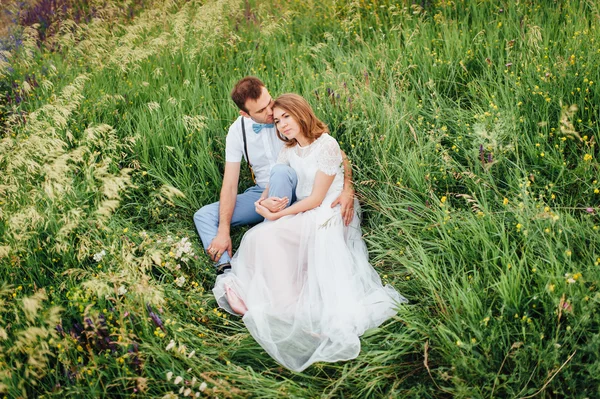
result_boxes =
[1,0,599,397]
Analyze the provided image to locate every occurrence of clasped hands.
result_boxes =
[255,196,289,221]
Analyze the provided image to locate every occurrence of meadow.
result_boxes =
[0,0,599,397]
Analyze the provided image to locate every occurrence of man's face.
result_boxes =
[241,87,274,124]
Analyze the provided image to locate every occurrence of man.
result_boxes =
[193,76,355,275]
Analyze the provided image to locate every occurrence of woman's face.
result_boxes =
[273,107,303,142]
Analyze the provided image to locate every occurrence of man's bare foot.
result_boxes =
[225,285,248,316]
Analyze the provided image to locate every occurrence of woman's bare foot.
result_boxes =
[225,285,248,316]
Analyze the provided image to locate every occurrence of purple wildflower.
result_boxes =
[73,322,83,334]
[147,304,165,331]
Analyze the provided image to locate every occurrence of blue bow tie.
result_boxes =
[252,123,274,134]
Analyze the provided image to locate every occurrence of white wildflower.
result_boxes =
[175,276,186,287]
[166,371,173,381]
[173,237,194,259]
[118,285,128,295]
[93,250,106,262]
[174,376,183,385]
[199,382,207,392]
[166,340,176,351]
[184,388,192,396]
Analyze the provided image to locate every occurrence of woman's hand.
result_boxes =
[255,201,280,221]
[260,196,289,213]
[331,186,355,226]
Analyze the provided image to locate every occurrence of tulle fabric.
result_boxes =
[213,134,406,372]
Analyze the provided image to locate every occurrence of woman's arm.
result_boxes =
[255,171,335,220]
[331,150,355,225]
[257,184,289,212]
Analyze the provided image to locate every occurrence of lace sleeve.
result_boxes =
[276,146,290,165]
[316,135,342,175]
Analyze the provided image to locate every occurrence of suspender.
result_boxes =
[240,119,256,183]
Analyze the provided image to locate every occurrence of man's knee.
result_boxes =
[270,164,297,183]
[194,204,218,226]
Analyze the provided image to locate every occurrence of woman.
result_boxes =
[213,93,405,372]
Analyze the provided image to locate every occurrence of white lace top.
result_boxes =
[276,133,344,201]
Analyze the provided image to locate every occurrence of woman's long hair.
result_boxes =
[273,94,329,147]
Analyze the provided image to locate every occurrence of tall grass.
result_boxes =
[1,0,599,397]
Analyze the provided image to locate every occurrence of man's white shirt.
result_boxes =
[225,116,284,188]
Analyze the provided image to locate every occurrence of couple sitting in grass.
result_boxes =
[193,77,405,372]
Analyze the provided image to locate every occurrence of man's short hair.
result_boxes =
[231,76,265,113]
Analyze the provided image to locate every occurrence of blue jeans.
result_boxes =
[193,164,298,266]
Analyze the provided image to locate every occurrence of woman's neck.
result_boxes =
[296,136,312,148]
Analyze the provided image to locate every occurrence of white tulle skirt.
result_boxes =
[213,199,406,372]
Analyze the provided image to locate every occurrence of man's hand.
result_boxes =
[207,231,232,262]
[331,186,355,226]
[255,201,280,221]
[259,196,289,213]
